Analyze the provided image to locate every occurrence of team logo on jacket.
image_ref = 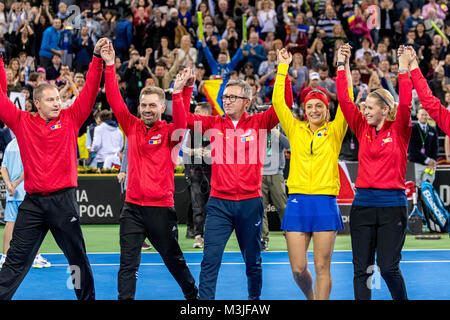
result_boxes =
[317,128,328,137]
[149,134,162,145]
[240,130,255,142]
[50,123,62,130]
[381,132,392,146]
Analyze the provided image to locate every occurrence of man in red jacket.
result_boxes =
[181,70,293,300]
[101,42,198,300]
[0,38,110,300]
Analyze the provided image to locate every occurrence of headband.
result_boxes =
[372,90,391,109]
[304,90,330,109]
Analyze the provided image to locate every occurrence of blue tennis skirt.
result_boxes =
[281,194,344,232]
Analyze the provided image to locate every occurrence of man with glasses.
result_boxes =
[182,72,293,300]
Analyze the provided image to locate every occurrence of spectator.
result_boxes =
[178,0,192,29]
[239,61,259,82]
[404,7,421,34]
[177,35,197,68]
[422,0,447,20]
[124,50,151,114]
[33,7,51,59]
[38,18,62,68]
[56,1,70,21]
[258,49,277,77]
[298,71,329,108]
[88,110,123,170]
[114,10,133,61]
[429,64,446,105]
[308,37,327,71]
[257,0,278,35]
[379,0,396,42]
[424,7,444,39]
[100,10,117,40]
[318,64,337,112]
[284,20,308,58]
[290,52,308,94]
[243,32,267,71]
[133,6,150,55]
[0,2,6,37]
[154,36,173,66]
[316,4,340,38]
[201,38,244,80]
[148,54,181,90]
[349,5,372,48]
[45,53,62,81]
[214,0,232,35]
[14,21,34,58]
[71,25,94,73]
[408,108,439,184]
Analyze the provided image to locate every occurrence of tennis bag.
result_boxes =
[420,181,450,233]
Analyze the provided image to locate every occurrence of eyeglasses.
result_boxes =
[222,95,249,103]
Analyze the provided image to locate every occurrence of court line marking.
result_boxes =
[47,260,450,267]
[40,249,450,255]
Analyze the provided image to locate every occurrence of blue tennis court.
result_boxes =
[11,250,450,300]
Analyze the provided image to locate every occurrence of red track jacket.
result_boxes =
[0,56,103,194]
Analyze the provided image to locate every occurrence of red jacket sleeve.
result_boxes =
[0,57,23,131]
[0,57,7,93]
[336,69,366,138]
[182,86,193,113]
[104,64,137,135]
[261,75,294,130]
[66,56,104,128]
[410,67,450,136]
[392,72,412,142]
[169,91,187,148]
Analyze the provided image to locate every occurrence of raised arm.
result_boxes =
[0,55,7,93]
[0,56,23,131]
[271,49,295,137]
[336,44,366,137]
[170,69,188,132]
[66,38,108,129]
[102,41,137,134]
[409,48,450,136]
[392,46,413,140]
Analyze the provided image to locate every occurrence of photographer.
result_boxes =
[123,49,151,115]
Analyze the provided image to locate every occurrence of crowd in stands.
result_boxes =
[0,0,449,166]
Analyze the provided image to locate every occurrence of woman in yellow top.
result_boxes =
[273,49,352,300]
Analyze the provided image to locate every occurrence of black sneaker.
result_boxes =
[261,240,269,252]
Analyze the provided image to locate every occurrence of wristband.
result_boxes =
[336,61,346,68]
[93,52,102,59]
[398,68,409,74]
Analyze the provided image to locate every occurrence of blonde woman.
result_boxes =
[336,44,413,300]
[272,48,353,300]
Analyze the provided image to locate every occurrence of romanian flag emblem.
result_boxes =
[51,124,61,130]
[241,136,254,142]
[381,137,392,146]
[149,139,161,145]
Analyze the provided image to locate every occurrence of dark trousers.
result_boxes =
[189,170,211,237]
[261,174,287,241]
[350,206,408,300]
[0,188,95,300]
[199,197,264,300]
[118,202,198,300]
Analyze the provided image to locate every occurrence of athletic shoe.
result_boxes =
[193,236,204,248]
[261,240,269,252]
[0,255,5,268]
[142,241,152,250]
[32,254,51,268]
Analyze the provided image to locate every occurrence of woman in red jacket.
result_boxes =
[335,44,413,300]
